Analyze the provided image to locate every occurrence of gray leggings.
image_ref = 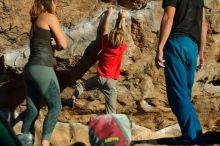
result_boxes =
[22,65,62,140]
[83,75,118,114]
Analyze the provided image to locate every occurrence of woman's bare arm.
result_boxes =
[48,14,67,49]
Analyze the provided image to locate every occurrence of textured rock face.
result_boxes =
[14,120,181,146]
[14,120,90,146]
[0,0,220,143]
[0,0,31,51]
[101,0,148,9]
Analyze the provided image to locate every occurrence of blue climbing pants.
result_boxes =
[164,36,205,145]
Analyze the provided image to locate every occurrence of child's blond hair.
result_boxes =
[108,28,125,48]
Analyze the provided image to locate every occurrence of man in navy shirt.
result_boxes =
[157,0,207,145]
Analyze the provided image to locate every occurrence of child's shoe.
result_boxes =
[71,83,84,108]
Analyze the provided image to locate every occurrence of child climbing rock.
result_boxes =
[72,7,128,114]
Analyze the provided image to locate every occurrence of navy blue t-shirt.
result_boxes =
[162,0,204,43]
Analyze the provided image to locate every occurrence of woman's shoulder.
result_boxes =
[39,13,58,22]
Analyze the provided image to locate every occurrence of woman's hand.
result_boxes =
[50,37,63,51]
[50,38,57,47]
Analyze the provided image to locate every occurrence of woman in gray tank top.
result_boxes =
[21,0,67,146]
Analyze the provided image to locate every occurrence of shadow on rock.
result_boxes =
[132,131,220,145]
[71,142,86,146]
[0,73,25,109]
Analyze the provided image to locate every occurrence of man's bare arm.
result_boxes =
[157,6,176,68]
[198,8,208,69]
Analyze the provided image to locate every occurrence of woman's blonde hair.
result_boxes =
[108,28,125,48]
[30,0,54,23]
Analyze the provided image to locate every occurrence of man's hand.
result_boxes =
[197,52,205,70]
[156,49,165,68]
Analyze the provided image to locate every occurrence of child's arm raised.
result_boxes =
[119,10,128,31]
[103,7,115,36]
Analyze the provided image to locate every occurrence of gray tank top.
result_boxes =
[27,24,55,67]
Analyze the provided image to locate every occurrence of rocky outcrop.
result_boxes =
[101,0,148,10]
[0,0,220,144]
[14,119,181,146]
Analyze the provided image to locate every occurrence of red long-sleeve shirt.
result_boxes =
[97,35,127,79]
